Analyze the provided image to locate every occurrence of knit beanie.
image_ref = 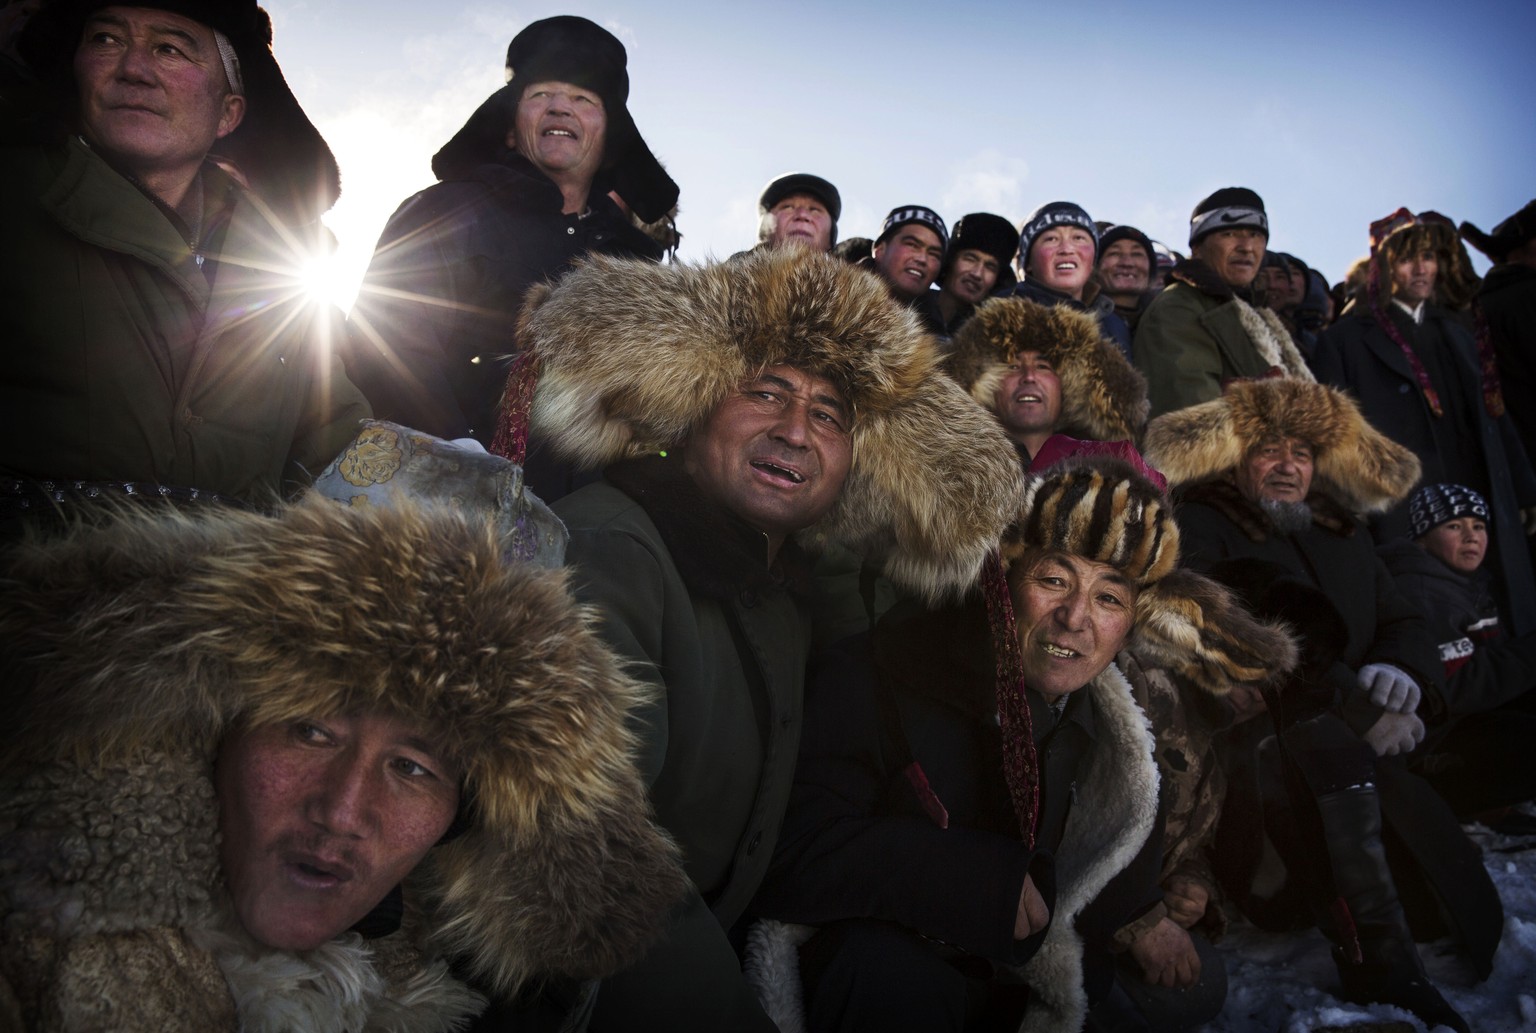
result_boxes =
[875,205,949,252]
[1408,483,1490,539]
[1189,187,1268,247]
[1097,225,1155,271]
[1017,201,1098,270]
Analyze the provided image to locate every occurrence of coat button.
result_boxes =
[567,226,576,235]
[747,831,763,855]
[1399,384,1410,393]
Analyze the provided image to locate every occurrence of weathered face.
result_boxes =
[1027,225,1096,299]
[872,223,944,299]
[1234,437,1315,505]
[1390,248,1438,306]
[73,6,244,186]
[1419,517,1487,575]
[1098,238,1150,295]
[766,192,833,251]
[942,248,1001,304]
[1193,228,1267,289]
[683,364,853,547]
[992,350,1062,444]
[1011,551,1136,701]
[510,80,606,183]
[215,713,460,951]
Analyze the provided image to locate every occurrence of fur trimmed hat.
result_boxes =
[1142,378,1421,513]
[1461,199,1536,264]
[997,455,1298,692]
[947,296,1149,443]
[940,212,1021,293]
[0,497,688,1000]
[512,248,1023,599]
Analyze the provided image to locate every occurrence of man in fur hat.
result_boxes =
[1,1,370,513]
[1463,199,1536,466]
[746,456,1292,1033]
[509,248,1024,1030]
[934,212,1018,334]
[1312,207,1536,638]
[1134,187,1313,417]
[0,497,687,1031]
[1145,378,1500,1033]
[343,15,677,449]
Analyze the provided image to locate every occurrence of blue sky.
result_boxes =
[265,0,1536,309]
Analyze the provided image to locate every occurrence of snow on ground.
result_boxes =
[1205,810,1536,1032]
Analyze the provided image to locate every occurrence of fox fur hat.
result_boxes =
[947,296,1149,442]
[517,247,1024,599]
[0,497,687,1006]
[1142,377,1421,514]
[998,455,1297,693]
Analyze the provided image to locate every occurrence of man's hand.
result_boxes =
[1363,710,1425,756]
[1014,873,1051,940]
[1163,876,1210,929]
[1357,663,1421,714]
[1129,916,1201,988]
[1227,683,1268,725]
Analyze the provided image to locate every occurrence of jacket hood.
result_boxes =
[947,296,1148,443]
[0,496,687,999]
[518,248,1025,600]
[1143,377,1421,514]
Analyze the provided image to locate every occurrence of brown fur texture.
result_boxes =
[1142,378,1421,513]
[1000,457,1297,692]
[0,497,688,1002]
[519,248,1024,599]
[947,296,1150,442]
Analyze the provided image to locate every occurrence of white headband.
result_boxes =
[213,30,243,96]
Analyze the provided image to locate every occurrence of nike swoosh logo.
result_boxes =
[1219,212,1253,222]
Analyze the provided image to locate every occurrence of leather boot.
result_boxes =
[1316,785,1469,1033]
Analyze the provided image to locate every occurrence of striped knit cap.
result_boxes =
[1408,483,1489,539]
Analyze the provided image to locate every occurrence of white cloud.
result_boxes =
[940,150,1031,217]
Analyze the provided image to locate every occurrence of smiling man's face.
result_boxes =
[510,79,606,184]
[992,350,1062,453]
[1027,226,1096,300]
[683,364,853,555]
[872,224,944,299]
[1011,550,1136,701]
[215,712,460,951]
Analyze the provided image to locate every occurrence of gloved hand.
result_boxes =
[1357,663,1421,714]
[1363,711,1425,756]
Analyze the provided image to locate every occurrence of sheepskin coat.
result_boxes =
[1133,258,1312,418]
[747,599,1162,1033]
[0,498,687,1032]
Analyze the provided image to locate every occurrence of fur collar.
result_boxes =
[604,452,811,601]
[1179,476,1359,542]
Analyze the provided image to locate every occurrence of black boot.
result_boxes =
[1316,785,1469,1033]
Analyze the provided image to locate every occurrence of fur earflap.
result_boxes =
[947,296,1149,442]
[1142,378,1421,513]
[520,248,1024,599]
[0,497,688,998]
[1129,568,1298,694]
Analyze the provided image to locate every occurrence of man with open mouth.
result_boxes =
[512,247,1023,1030]
[1134,187,1313,418]
[861,204,950,334]
[1010,201,1135,359]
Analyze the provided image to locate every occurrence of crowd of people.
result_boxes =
[2,3,1534,1032]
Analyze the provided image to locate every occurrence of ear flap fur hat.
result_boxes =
[0,496,687,999]
[1142,377,1421,513]
[517,248,1025,600]
[947,296,1149,442]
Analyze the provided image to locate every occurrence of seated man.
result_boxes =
[3,0,369,513]
[1377,483,1536,819]
[748,456,1292,1033]
[1,496,686,1030]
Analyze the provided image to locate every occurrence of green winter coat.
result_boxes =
[1134,270,1307,418]
[553,458,810,1033]
[0,138,368,502]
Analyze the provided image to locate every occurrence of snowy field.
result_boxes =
[1206,811,1536,1032]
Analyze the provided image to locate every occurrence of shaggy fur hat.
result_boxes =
[997,455,1297,692]
[1142,378,1421,513]
[940,212,1021,292]
[513,248,1023,599]
[0,497,688,998]
[947,296,1149,443]
[18,0,342,219]
[1461,199,1536,264]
